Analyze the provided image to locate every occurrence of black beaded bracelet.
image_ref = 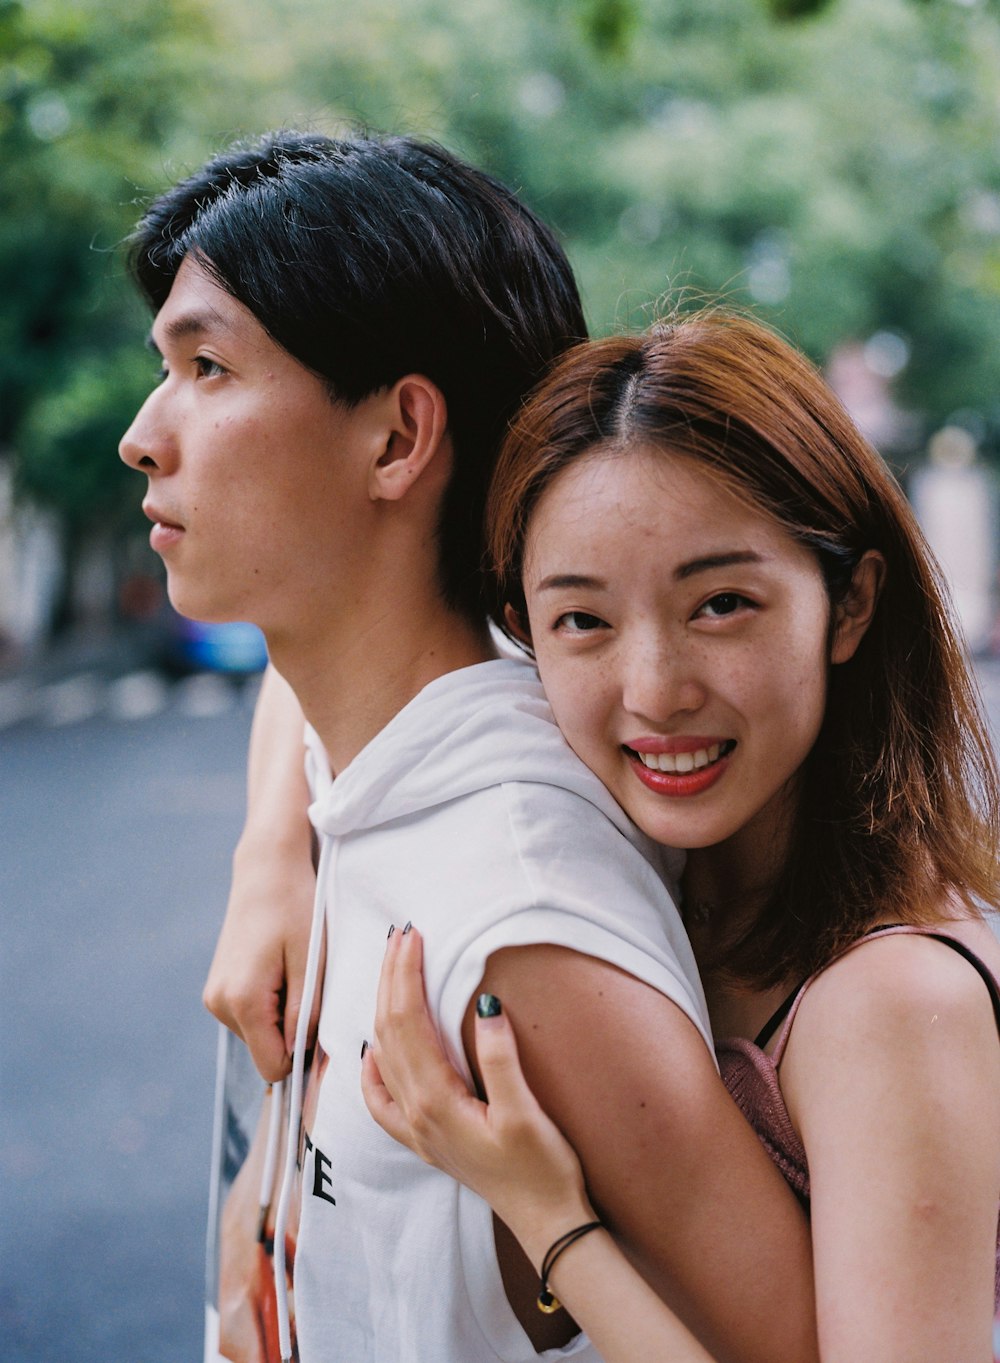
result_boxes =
[536,1220,604,1314]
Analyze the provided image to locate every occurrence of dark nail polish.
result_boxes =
[402,921,413,935]
[361,1039,368,1059]
[387,924,395,939]
[476,993,502,1019]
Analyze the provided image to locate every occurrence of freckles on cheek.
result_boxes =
[534,666,573,729]
[549,677,602,746]
[774,650,830,742]
[787,630,831,687]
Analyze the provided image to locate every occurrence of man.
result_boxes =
[121,131,815,1363]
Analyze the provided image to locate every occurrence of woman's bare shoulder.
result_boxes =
[794,920,998,1045]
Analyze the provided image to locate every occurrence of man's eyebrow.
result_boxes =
[535,573,609,592]
[146,311,220,354]
[674,550,764,580]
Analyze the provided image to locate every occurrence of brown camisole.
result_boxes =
[715,924,1000,1308]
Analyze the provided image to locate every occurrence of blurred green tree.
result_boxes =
[230,0,1000,445]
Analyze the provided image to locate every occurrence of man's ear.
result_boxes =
[830,549,886,665]
[503,602,533,649]
[368,375,449,503]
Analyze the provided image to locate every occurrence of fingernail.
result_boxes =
[402,921,413,935]
[360,1039,368,1059]
[387,924,395,939]
[476,993,502,1019]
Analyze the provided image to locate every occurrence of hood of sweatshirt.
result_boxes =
[305,657,646,846]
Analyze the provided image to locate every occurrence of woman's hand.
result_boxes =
[361,927,720,1363]
[361,926,594,1268]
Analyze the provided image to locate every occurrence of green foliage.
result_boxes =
[235,0,1000,449]
[577,0,640,58]
[0,0,249,527]
[4,0,1000,568]
[765,0,835,19]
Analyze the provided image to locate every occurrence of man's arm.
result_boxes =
[465,944,819,1363]
[204,664,318,1081]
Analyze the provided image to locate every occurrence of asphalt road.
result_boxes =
[1,676,257,1363]
[2,661,999,1362]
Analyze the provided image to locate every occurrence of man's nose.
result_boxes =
[119,391,173,474]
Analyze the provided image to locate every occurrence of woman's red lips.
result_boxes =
[624,739,736,797]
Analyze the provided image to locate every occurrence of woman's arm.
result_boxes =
[468,941,818,1363]
[203,664,319,1081]
[780,933,1000,1361]
[361,927,716,1363]
[364,929,819,1362]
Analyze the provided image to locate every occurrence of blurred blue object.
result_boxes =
[161,615,268,676]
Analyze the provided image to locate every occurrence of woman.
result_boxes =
[362,311,1000,1360]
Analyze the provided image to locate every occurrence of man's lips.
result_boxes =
[624,738,736,796]
[142,503,184,531]
[143,504,185,552]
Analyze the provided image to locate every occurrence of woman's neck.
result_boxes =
[680,783,799,949]
[681,837,795,1037]
[680,849,765,954]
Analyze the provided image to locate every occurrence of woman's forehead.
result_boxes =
[526,444,774,541]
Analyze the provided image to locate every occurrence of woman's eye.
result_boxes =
[555,610,607,634]
[697,592,752,619]
[194,355,226,379]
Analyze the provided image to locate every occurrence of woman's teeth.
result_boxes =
[635,742,732,773]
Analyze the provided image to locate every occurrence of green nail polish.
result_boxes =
[476,993,502,1019]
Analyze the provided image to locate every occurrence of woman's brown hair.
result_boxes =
[487,310,1000,988]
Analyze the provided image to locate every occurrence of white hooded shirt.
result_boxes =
[292,657,710,1363]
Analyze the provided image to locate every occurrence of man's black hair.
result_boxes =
[128,130,588,618]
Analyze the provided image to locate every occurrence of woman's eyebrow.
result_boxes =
[535,573,608,593]
[536,553,765,592]
[674,550,763,580]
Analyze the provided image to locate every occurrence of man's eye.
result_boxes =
[194,356,226,378]
[555,611,606,633]
[697,592,752,619]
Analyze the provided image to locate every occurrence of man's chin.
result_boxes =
[166,585,241,628]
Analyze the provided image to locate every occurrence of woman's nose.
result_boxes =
[621,642,706,723]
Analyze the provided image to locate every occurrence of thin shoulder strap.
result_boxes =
[920,931,1000,1032]
[753,980,808,1050]
[768,923,1000,1067]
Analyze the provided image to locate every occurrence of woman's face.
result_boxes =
[520,448,847,862]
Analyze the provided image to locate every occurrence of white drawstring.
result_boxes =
[273,834,333,1363]
[257,1078,284,1241]
[204,1023,230,1307]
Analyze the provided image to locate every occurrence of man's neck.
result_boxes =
[267,601,495,774]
